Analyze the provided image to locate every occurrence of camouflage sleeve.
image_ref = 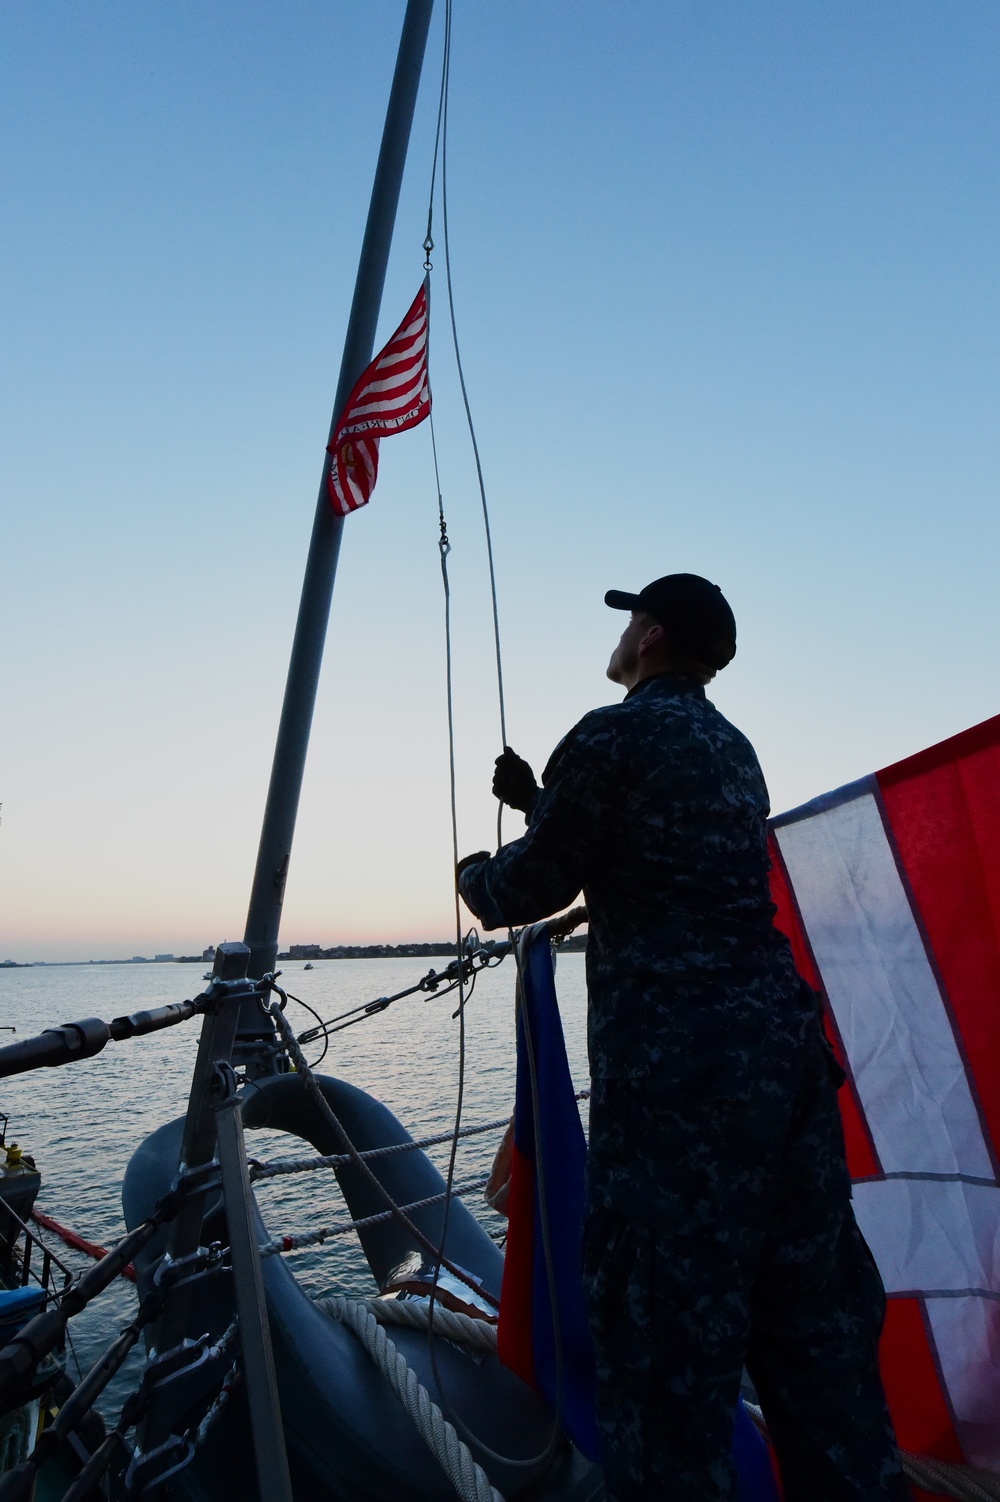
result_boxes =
[458,714,614,930]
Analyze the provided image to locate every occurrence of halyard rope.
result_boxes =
[422,0,581,1473]
[429,0,506,753]
[424,0,496,1458]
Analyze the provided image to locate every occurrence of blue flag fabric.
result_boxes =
[500,925,601,1459]
[499,925,781,1498]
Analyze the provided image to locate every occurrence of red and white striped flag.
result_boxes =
[326,280,431,517]
[768,713,1000,1480]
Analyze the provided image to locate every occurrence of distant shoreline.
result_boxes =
[0,956,214,969]
[280,938,587,960]
[1,935,587,969]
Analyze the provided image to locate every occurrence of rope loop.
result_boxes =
[322,1296,505,1502]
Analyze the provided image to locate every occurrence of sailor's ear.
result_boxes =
[637,621,665,656]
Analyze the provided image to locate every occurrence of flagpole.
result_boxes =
[241,0,434,991]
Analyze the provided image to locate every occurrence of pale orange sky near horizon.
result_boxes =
[2,2,998,964]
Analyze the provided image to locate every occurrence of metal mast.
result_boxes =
[242,0,434,987]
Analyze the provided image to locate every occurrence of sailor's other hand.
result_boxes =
[457,851,491,880]
[492,747,539,814]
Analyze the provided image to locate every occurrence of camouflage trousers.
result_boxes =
[582,1031,908,1502]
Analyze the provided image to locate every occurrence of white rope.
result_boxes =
[259,1176,490,1257]
[316,1294,497,1354]
[743,1400,1000,1502]
[191,1358,241,1449]
[900,1454,1000,1502]
[250,1115,512,1181]
[321,1295,504,1502]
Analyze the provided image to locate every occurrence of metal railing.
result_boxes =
[0,944,263,1501]
[0,927,509,1501]
[0,1194,74,1301]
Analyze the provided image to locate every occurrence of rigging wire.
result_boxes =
[424,0,497,1461]
[430,0,507,762]
[293,943,509,1045]
[421,0,479,1400]
[421,1,563,1473]
[426,392,475,1431]
[280,988,331,1070]
[64,1324,84,1383]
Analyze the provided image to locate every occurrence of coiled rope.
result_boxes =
[744,1401,1000,1502]
[315,1294,497,1352]
[900,1455,1000,1502]
[319,1296,504,1502]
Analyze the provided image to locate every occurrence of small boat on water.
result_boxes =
[0,1134,51,1470]
[0,1125,105,1496]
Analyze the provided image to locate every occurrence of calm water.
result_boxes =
[0,953,589,1418]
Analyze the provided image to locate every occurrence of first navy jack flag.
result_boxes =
[768,712,1000,1478]
[326,280,431,516]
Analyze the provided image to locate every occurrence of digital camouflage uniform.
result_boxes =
[459,673,906,1502]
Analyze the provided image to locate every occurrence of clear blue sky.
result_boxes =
[2,2,997,960]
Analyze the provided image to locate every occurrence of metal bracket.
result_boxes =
[140,1336,216,1394]
[153,1242,227,1296]
[138,965,250,1460]
[124,1434,195,1497]
[173,1160,222,1196]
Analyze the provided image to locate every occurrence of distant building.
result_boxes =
[131,956,148,963]
[154,953,174,962]
[202,946,216,962]
[288,945,324,960]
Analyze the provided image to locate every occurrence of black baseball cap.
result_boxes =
[604,573,737,670]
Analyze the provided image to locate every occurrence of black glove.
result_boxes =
[492,747,540,814]
[457,850,491,879]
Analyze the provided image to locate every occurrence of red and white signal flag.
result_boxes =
[326,279,431,517]
[768,713,1000,1476]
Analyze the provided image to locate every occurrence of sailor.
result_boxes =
[457,575,906,1502]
